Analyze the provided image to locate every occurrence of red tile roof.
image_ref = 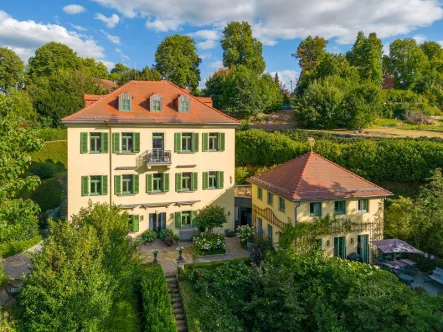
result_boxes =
[61,80,240,125]
[382,77,395,90]
[196,96,213,108]
[99,79,118,92]
[84,94,104,107]
[247,151,392,201]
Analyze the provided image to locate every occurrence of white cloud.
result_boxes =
[209,60,223,69]
[69,23,87,31]
[0,10,105,62]
[63,4,85,15]
[92,0,443,45]
[270,70,298,91]
[121,54,130,60]
[439,41,443,47]
[189,29,221,49]
[145,19,181,32]
[95,13,120,28]
[413,34,427,44]
[115,48,122,53]
[102,60,115,69]
[197,40,217,49]
[199,53,212,60]
[100,29,120,44]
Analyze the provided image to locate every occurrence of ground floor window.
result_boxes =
[267,224,273,244]
[357,234,369,263]
[334,236,346,259]
[149,212,166,232]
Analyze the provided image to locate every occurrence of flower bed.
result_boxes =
[193,233,226,255]
[236,225,255,245]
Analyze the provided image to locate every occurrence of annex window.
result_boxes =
[175,172,198,192]
[80,132,108,154]
[178,95,190,113]
[175,211,197,228]
[114,174,139,195]
[335,200,346,215]
[146,173,169,193]
[358,199,369,213]
[267,192,273,206]
[202,171,224,190]
[150,93,162,112]
[202,133,225,152]
[112,132,140,153]
[81,175,108,196]
[310,202,322,217]
[279,197,285,212]
[118,92,132,112]
[258,187,263,200]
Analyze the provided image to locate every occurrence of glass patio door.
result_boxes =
[334,236,346,259]
[152,133,164,162]
[358,234,369,263]
[149,212,166,233]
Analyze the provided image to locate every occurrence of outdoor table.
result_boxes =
[399,259,416,266]
[398,273,414,285]
[392,260,409,269]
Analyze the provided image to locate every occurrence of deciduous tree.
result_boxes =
[0,47,24,89]
[155,35,201,91]
[292,36,328,73]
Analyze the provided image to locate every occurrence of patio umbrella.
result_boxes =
[371,239,423,254]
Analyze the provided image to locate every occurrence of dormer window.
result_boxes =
[118,92,132,112]
[150,94,162,112]
[178,95,190,113]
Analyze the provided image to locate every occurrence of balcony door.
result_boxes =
[152,133,164,162]
[334,236,346,259]
[357,234,369,263]
[149,212,166,232]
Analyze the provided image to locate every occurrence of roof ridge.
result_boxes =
[294,151,314,196]
[166,80,240,123]
[310,150,393,195]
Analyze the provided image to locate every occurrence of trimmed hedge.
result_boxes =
[139,264,176,332]
[30,162,58,179]
[236,129,443,183]
[30,178,64,213]
[31,140,67,171]
[36,128,67,141]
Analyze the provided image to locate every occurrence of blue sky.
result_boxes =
[1,0,443,89]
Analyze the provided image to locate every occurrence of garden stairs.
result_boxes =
[166,273,187,332]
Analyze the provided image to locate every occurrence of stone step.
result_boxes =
[175,313,185,320]
[177,324,187,332]
[172,301,182,309]
[171,297,181,304]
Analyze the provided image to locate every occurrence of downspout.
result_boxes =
[294,201,301,227]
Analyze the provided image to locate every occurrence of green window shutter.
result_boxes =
[175,173,182,192]
[175,212,182,229]
[101,175,108,195]
[114,175,122,195]
[146,174,153,194]
[219,133,225,151]
[174,133,181,153]
[163,173,169,193]
[133,174,139,194]
[81,176,89,196]
[132,215,139,232]
[134,133,140,153]
[191,211,197,227]
[118,96,123,111]
[202,133,209,151]
[80,132,89,154]
[112,133,121,153]
[101,133,109,153]
[192,172,198,191]
[203,172,209,190]
[217,171,224,189]
[192,133,199,152]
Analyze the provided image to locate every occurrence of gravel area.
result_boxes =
[138,236,249,274]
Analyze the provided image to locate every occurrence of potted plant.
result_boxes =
[237,225,255,248]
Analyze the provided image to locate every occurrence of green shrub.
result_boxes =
[101,292,141,332]
[158,229,174,241]
[0,264,8,287]
[0,199,40,242]
[30,178,64,213]
[0,235,42,258]
[193,233,226,254]
[141,230,157,243]
[36,127,67,141]
[236,225,254,245]
[139,264,176,332]
[30,162,58,179]
[31,140,67,171]
[224,229,235,237]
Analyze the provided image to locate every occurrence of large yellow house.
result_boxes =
[61,80,239,237]
[247,152,392,263]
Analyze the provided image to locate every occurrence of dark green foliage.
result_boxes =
[29,162,58,179]
[221,21,266,74]
[236,129,443,183]
[179,251,443,332]
[101,292,141,332]
[158,229,174,241]
[381,89,433,118]
[0,198,40,242]
[30,178,64,213]
[36,127,67,141]
[31,141,67,170]
[0,235,42,258]
[154,35,201,91]
[0,47,25,89]
[139,264,176,332]
[195,205,227,233]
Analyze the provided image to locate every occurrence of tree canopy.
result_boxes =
[221,21,266,74]
[0,47,25,89]
[155,35,201,92]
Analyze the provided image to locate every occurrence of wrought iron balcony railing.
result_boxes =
[137,150,172,169]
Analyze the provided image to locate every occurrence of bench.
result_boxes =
[426,267,443,285]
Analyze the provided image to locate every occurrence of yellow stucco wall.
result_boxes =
[251,184,384,261]
[67,125,236,236]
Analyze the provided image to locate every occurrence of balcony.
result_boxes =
[137,150,172,169]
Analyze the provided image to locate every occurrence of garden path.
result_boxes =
[137,236,249,274]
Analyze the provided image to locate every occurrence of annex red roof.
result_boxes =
[247,151,392,201]
[99,79,118,92]
[61,80,239,125]
[84,94,104,107]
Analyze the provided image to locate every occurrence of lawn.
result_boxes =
[31,140,67,170]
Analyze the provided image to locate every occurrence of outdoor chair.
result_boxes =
[425,267,443,285]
